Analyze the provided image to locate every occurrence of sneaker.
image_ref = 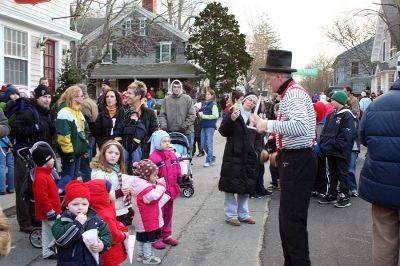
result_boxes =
[334,197,351,208]
[351,190,358,197]
[210,160,216,166]
[163,237,178,246]
[311,191,319,197]
[197,152,205,157]
[249,194,262,199]
[0,192,5,195]
[259,190,273,197]
[6,189,14,194]
[318,194,337,204]
[267,184,279,190]
[203,162,211,167]
[152,239,166,249]
[142,255,161,264]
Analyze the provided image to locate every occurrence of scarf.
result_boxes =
[113,164,132,206]
[106,106,117,118]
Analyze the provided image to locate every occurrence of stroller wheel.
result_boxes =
[29,228,42,248]
[183,187,194,198]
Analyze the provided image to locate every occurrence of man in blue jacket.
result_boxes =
[318,91,356,208]
[359,78,400,266]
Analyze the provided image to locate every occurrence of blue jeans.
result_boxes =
[347,152,358,192]
[0,147,14,192]
[224,193,250,221]
[79,154,91,182]
[58,156,81,191]
[124,146,142,174]
[184,133,194,155]
[200,127,215,163]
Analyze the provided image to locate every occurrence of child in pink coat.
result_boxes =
[131,159,166,264]
[148,130,182,249]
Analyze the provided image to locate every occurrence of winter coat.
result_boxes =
[92,108,124,149]
[218,111,264,195]
[91,168,129,217]
[0,109,9,138]
[114,119,146,153]
[87,179,128,266]
[149,149,182,200]
[359,80,400,209]
[32,167,62,220]
[56,105,88,160]
[131,177,166,233]
[158,82,195,134]
[10,101,55,149]
[319,108,356,160]
[52,208,112,266]
[121,105,158,159]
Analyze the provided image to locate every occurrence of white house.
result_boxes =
[0,0,82,94]
[370,5,399,93]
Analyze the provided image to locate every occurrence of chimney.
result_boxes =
[142,0,157,14]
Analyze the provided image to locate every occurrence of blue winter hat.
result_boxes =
[149,130,170,154]
[4,84,19,99]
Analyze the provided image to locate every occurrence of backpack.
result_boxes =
[5,98,41,128]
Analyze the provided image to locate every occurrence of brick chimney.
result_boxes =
[142,0,157,14]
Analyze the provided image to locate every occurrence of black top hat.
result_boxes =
[259,50,297,73]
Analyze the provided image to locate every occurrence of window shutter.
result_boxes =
[155,44,160,63]
[122,23,126,36]
[112,48,118,61]
[171,46,176,62]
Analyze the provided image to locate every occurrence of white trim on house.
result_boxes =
[82,3,188,44]
[0,3,81,41]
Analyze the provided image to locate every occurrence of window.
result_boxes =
[123,19,133,36]
[160,42,171,63]
[382,41,386,62]
[351,62,359,75]
[139,18,147,36]
[102,43,113,63]
[4,27,28,85]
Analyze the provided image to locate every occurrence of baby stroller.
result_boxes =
[169,132,194,197]
[16,141,61,249]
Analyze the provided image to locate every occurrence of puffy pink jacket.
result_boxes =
[131,177,166,233]
[149,149,182,200]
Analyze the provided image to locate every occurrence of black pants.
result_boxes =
[313,154,328,195]
[14,156,36,229]
[193,134,203,155]
[254,160,268,195]
[278,149,317,266]
[326,156,350,198]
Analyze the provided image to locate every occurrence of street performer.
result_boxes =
[251,49,317,266]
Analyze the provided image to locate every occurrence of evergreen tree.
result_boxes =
[185,2,252,93]
[52,56,83,108]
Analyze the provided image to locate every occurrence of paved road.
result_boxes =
[261,152,373,266]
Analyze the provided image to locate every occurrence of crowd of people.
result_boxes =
[0,49,399,265]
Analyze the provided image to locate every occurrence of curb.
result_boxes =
[4,205,16,217]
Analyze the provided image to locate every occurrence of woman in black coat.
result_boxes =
[218,92,263,226]
[91,89,124,149]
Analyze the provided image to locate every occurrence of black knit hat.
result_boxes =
[34,84,51,99]
[32,146,53,166]
[102,79,111,87]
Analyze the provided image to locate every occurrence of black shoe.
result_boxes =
[197,152,205,157]
[259,190,273,197]
[44,254,57,260]
[318,194,337,204]
[334,197,351,208]
[267,184,279,190]
[249,194,262,199]
[6,189,14,194]
[0,192,5,195]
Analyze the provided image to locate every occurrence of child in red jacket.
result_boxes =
[31,145,62,259]
[149,130,181,250]
[87,179,128,266]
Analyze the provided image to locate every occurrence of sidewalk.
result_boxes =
[1,127,272,266]
[0,191,15,216]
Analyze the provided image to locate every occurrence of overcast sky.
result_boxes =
[217,0,379,69]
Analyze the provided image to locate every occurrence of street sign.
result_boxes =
[295,68,319,76]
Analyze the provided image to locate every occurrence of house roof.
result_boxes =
[82,3,189,44]
[90,63,204,79]
[75,17,104,36]
[333,37,374,66]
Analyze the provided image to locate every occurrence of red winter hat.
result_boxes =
[313,101,327,124]
[64,180,91,206]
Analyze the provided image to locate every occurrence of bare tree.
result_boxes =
[246,15,280,92]
[298,55,334,95]
[326,17,376,75]
[160,0,207,32]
